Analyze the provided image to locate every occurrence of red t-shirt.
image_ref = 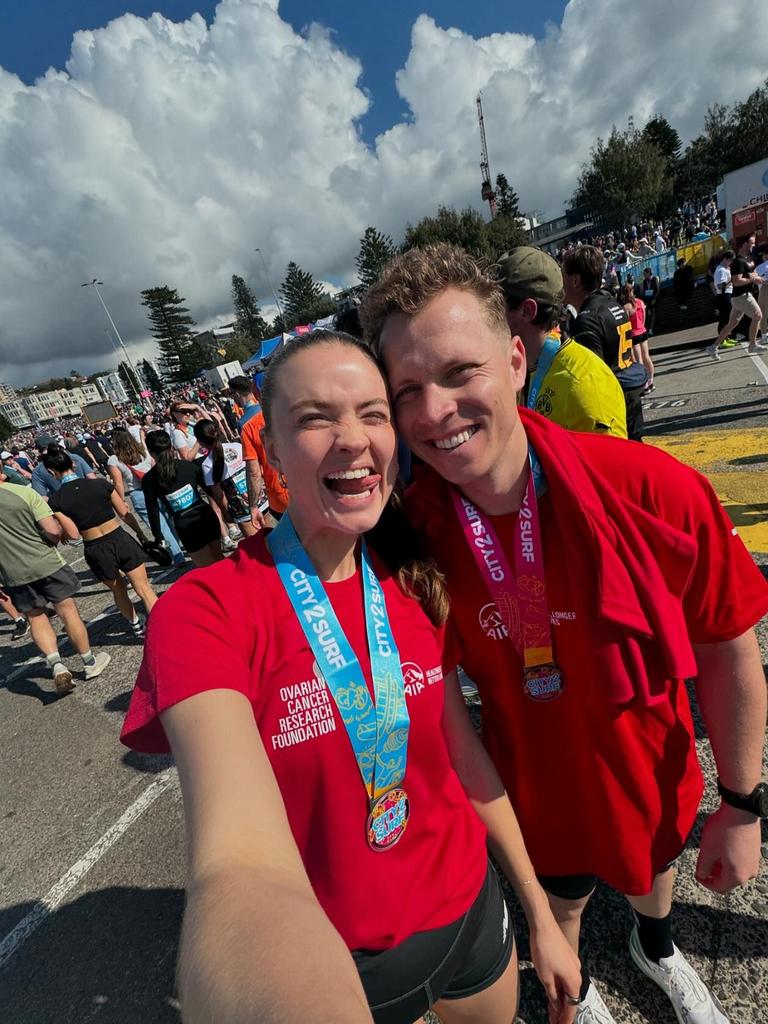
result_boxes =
[408,434,768,895]
[121,533,487,950]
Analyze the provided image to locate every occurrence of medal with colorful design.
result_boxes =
[268,516,411,850]
[452,448,565,702]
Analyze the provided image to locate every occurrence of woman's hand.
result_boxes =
[528,918,582,1024]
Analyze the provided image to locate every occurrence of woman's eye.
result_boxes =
[299,413,327,425]
[362,411,389,423]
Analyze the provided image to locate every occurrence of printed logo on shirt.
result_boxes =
[402,661,425,695]
[479,602,509,640]
[550,610,577,626]
[270,674,338,750]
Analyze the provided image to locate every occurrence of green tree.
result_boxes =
[118,361,142,403]
[355,227,397,288]
[403,205,490,259]
[573,118,672,225]
[231,274,268,351]
[676,80,768,199]
[277,262,336,332]
[140,285,197,383]
[484,213,528,261]
[642,116,681,164]
[139,359,164,393]
[494,174,523,220]
[222,335,254,365]
[0,412,13,443]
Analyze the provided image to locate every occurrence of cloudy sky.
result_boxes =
[1,0,766,387]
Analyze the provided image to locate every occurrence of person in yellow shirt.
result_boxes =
[494,248,627,438]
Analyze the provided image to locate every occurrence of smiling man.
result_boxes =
[361,244,768,1024]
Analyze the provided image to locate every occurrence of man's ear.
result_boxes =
[262,427,280,472]
[520,298,539,322]
[508,334,527,391]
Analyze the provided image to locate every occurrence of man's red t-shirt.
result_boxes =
[408,434,768,895]
[121,533,487,950]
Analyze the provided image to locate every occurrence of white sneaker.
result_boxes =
[84,652,111,680]
[747,342,768,353]
[53,668,76,697]
[705,345,721,361]
[575,981,616,1023]
[629,927,729,1024]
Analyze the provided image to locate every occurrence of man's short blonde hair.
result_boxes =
[360,243,508,354]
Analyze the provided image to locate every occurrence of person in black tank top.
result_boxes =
[143,430,223,568]
[44,447,158,638]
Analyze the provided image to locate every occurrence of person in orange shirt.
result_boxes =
[228,376,289,527]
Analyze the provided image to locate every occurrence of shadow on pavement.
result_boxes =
[644,402,768,435]
[105,690,133,713]
[0,887,183,1024]
[1,671,65,706]
[123,750,174,774]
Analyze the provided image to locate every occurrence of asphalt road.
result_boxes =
[1,322,767,1024]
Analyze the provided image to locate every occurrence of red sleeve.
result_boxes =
[676,468,768,644]
[440,618,464,676]
[121,565,255,753]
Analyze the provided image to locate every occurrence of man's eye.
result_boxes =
[448,364,475,381]
[394,386,418,403]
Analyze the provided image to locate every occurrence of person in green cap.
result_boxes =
[493,247,627,439]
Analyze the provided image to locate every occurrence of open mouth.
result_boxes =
[431,425,480,451]
[323,466,381,502]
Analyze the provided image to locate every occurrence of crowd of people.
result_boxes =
[1,238,766,1024]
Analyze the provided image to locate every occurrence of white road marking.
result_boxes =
[748,352,768,385]
[0,769,176,971]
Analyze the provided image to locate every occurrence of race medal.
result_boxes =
[522,663,565,702]
[366,788,410,852]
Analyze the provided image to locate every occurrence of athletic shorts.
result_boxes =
[173,505,221,552]
[353,861,514,1024]
[632,331,648,344]
[5,565,81,613]
[84,529,146,582]
[538,841,688,901]
[731,292,761,318]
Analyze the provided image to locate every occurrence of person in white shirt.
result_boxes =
[193,419,256,540]
[169,402,204,461]
[713,251,735,344]
[654,231,667,254]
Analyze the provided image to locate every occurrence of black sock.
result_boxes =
[579,964,591,1002]
[634,909,674,962]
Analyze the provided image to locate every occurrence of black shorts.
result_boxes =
[353,861,514,1024]
[84,529,146,582]
[538,843,687,901]
[174,505,221,552]
[5,565,81,613]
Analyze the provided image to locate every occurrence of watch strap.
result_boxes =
[716,777,768,817]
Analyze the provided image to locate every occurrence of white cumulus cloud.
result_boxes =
[0,0,765,386]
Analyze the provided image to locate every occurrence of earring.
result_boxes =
[279,472,288,488]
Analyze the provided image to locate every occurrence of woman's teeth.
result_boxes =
[434,427,478,450]
[325,467,373,480]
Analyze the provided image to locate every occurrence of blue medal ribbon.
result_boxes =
[268,515,409,801]
[525,337,560,498]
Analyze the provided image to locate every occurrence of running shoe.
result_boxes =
[84,651,111,680]
[130,616,146,639]
[747,342,768,353]
[54,668,76,697]
[629,927,729,1024]
[222,535,237,552]
[720,338,738,348]
[575,981,616,1023]
[705,345,720,361]
[11,619,30,641]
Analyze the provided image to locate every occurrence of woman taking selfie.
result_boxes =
[122,331,580,1024]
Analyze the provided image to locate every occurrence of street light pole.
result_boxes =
[82,278,148,407]
[255,248,285,325]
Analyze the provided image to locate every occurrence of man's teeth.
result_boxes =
[325,467,373,480]
[434,428,477,451]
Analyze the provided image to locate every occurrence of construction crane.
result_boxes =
[476,93,496,219]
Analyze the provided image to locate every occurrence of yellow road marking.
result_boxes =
[650,429,768,553]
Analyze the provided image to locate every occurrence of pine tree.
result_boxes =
[231,274,268,351]
[140,359,163,393]
[494,174,523,221]
[118,360,142,404]
[403,206,490,259]
[642,116,681,164]
[278,262,336,332]
[0,412,13,443]
[140,286,197,383]
[355,227,397,288]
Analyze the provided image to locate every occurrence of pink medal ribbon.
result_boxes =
[451,464,565,701]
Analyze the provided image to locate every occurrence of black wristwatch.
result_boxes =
[716,778,768,818]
